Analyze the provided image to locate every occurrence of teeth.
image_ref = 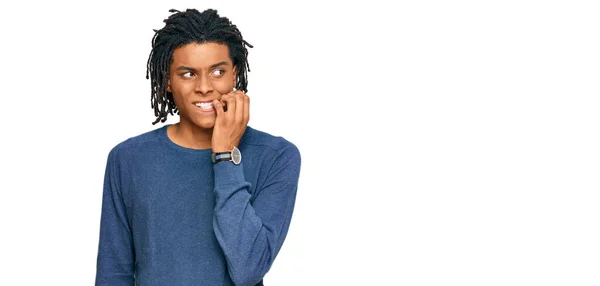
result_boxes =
[195,102,213,109]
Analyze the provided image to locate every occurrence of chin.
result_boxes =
[191,118,216,129]
[179,111,216,129]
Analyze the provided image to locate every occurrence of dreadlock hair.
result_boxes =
[146,8,253,125]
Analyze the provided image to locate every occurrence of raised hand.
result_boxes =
[211,90,250,153]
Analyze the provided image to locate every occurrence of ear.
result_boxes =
[167,79,172,93]
[232,66,238,87]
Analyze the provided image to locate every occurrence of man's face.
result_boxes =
[167,42,237,129]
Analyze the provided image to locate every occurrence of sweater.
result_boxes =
[95,124,301,286]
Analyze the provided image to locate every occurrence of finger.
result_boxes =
[212,99,225,119]
[243,94,250,125]
[235,92,244,124]
[221,93,236,122]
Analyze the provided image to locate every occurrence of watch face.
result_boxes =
[232,146,242,165]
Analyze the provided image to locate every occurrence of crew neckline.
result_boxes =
[159,124,213,154]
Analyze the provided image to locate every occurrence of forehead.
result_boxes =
[171,42,231,67]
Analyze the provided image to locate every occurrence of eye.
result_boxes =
[182,71,194,78]
[212,69,225,77]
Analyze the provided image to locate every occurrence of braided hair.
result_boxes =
[146,8,253,125]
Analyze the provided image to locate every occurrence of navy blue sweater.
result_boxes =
[95,125,301,286]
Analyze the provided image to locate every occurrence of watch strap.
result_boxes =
[211,146,241,165]
[212,152,232,163]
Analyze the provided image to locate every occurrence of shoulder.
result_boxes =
[107,125,167,161]
[242,126,301,161]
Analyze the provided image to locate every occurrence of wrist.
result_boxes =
[212,145,233,153]
[211,146,242,165]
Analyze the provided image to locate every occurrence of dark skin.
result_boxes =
[166,42,250,152]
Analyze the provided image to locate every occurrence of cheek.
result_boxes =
[215,80,234,94]
[169,81,192,106]
[171,80,195,95]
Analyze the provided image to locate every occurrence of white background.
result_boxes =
[0,0,599,285]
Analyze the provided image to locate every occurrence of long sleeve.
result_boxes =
[95,148,135,286]
[212,144,301,286]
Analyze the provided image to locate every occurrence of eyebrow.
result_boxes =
[176,61,229,72]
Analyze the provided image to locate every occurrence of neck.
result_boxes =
[167,121,213,150]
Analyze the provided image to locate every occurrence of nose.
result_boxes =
[195,73,213,95]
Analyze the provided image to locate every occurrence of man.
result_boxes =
[95,8,301,286]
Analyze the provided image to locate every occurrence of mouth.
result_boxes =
[194,101,214,111]
[192,100,227,112]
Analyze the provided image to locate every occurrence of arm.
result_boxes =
[213,145,301,286]
[95,148,135,286]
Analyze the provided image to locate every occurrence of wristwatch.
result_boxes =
[211,146,242,165]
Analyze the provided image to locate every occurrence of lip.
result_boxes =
[192,100,216,104]
[193,104,215,113]
[192,100,217,113]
